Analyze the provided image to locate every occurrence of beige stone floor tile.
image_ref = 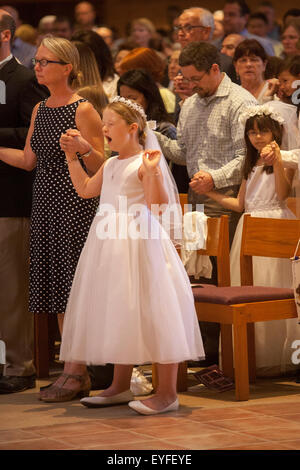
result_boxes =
[242,402,300,415]
[84,440,188,450]
[206,415,300,432]
[56,429,156,448]
[129,421,223,439]
[241,426,300,442]
[0,429,44,443]
[23,420,116,438]
[277,439,300,449]
[183,407,260,421]
[0,437,75,450]
[215,442,293,450]
[99,415,191,429]
[163,431,267,450]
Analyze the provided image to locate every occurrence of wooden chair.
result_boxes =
[193,215,300,401]
[152,213,231,392]
[287,197,299,217]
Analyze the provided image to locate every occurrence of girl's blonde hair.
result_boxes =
[72,41,102,89]
[41,36,81,87]
[106,101,147,146]
[78,85,108,118]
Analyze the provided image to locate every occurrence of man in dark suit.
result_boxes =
[0,10,48,393]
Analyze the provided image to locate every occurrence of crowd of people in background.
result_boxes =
[1,0,300,409]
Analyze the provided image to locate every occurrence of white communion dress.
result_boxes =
[60,153,205,365]
[230,165,299,376]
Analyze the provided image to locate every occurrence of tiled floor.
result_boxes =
[1,371,300,450]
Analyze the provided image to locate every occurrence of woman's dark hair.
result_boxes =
[71,29,114,81]
[233,38,268,63]
[117,69,171,123]
[243,114,283,179]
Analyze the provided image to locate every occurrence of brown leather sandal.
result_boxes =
[39,373,91,402]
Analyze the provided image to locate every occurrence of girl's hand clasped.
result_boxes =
[260,140,281,165]
[60,129,91,157]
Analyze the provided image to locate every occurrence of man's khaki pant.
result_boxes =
[0,218,35,377]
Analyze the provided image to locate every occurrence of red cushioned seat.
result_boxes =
[192,284,294,305]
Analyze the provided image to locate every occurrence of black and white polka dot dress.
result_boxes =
[30,99,99,314]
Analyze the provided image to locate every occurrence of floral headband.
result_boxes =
[239,104,285,128]
[111,96,147,122]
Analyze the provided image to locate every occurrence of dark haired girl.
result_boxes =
[205,105,298,377]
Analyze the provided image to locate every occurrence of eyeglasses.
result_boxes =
[32,58,67,67]
[173,24,206,34]
[182,71,207,84]
[247,130,271,137]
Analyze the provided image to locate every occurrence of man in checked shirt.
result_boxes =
[157,41,256,243]
[157,41,256,365]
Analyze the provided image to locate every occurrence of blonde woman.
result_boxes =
[0,36,105,401]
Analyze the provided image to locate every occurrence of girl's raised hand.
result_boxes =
[142,149,161,175]
[265,78,279,97]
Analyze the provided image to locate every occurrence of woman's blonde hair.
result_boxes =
[106,101,147,146]
[41,36,81,87]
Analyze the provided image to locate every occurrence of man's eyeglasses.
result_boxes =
[173,24,206,34]
[32,58,67,67]
[182,71,207,84]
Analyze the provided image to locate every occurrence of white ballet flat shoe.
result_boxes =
[128,398,179,415]
[80,389,133,408]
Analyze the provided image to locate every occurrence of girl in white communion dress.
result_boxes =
[205,105,298,377]
[58,97,205,415]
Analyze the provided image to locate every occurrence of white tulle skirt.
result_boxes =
[60,214,205,365]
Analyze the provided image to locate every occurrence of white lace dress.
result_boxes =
[230,165,299,376]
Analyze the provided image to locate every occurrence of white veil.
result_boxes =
[110,96,183,244]
[268,101,300,219]
[145,122,183,247]
[268,101,300,150]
